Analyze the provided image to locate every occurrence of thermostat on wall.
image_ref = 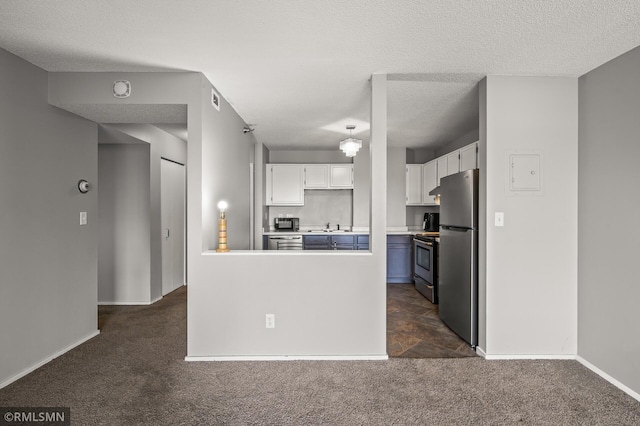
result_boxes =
[113,80,131,98]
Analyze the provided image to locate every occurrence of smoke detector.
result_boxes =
[113,80,131,98]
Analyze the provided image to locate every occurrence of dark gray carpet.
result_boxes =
[1,286,639,425]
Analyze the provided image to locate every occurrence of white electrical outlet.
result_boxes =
[265,314,275,329]
[495,212,504,227]
[80,211,88,225]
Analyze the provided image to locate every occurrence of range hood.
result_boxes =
[429,186,441,196]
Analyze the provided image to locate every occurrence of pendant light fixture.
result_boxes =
[339,125,362,157]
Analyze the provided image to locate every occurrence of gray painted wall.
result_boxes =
[406,147,435,164]
[435,128,480,158]
[0,48,98,387]
[269,190,353,230]
[187,75,388,359]
[387,147,407,229]
[254,143,269,247]
[98,143,151,303]
[352,143,371,230]
[102,124,187,301]
[198,78,256,251]
[482,76,578,355]
[578,45,640,396]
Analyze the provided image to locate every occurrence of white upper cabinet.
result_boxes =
[446,151,460,176]
[329,164,354,188]
[435,142,479,185]
[436,156,448,186]
[304,164,329,188]
[459,142,478,172]
[422,160,438,205]
[406,164,423,205]
[267,164,304,206]
[304,164,353,189]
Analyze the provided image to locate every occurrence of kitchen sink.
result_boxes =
[307,229,347,233]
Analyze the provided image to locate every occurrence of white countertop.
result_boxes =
[263,231,362,236]
[263,229,420,236]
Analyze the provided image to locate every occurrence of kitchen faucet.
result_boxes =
[326,222,330,230]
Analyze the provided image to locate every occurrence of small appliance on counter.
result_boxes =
[274,217,299,232]
[423,212,439,232]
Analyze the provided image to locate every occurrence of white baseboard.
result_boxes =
[576,355,640,402]
[99,299,157,305]
[475,346,487,358]
[0,330,100,390]
[185,354,389,362]
[483,353,576,360]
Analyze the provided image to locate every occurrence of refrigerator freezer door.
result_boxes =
[439,169,478,229]
[438,227,477,347]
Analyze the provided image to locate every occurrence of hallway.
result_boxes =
[387,284,477,358]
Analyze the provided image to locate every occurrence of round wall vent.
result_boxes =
[113,80,131,98]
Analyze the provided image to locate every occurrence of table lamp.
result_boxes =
[216,200,229,252]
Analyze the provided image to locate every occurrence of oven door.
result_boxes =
[413,239,437,303]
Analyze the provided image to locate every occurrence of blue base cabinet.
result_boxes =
[302,234,369,250]
[387,235,413,283]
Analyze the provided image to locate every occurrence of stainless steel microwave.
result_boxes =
[274,217,299,232]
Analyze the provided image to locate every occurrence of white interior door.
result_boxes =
[161,158,186,296]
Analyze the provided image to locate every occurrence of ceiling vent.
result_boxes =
[211,88,220,111]
[113,80,131,98]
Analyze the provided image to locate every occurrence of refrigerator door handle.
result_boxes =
[441,225,473,232]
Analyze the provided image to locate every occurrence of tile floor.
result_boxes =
[387,283,477,358]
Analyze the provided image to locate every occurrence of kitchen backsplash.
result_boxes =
[269,189,352,230]
[406,205,440,229]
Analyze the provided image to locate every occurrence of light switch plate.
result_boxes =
[495,212,504,227]
[265,314,275,329]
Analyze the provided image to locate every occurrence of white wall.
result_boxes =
[482,76,578,356]
[0,48,98,387]
[98,143,151,303]
[578,45,640,396]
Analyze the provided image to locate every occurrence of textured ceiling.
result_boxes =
[1,0,639,150]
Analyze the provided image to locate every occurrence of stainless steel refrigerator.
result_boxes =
[438,169,479,348]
